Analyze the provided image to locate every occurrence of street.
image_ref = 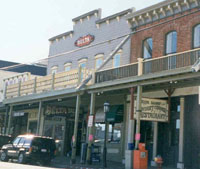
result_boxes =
[0,161,59,169]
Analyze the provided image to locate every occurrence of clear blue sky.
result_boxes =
[0,0,163,64]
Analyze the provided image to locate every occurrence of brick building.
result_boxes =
[126,0,200,168]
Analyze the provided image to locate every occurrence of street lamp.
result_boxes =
[103,102,110,168]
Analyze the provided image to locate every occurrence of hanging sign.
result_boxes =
[134,98,168,122]
[75,34,94,47]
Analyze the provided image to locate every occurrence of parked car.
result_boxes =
[0,134,56,165]
[0,135,12,149]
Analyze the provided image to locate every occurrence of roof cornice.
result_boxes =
[126,0,200,28]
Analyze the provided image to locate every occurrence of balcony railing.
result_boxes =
[143,48,200,74]
[95,48,200,83]
[5,68,93,99]
[95,63,138,83]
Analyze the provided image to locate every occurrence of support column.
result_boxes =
[125,88,135,169]
[4,106,9,135]
[6,105,13,135]
[135,85,142,149]
[36,101,42,135]
[151,122,158,166]
[177,97,185,169]
[38,107,45,136]
[71,94,81,164]
[86,92,95,164]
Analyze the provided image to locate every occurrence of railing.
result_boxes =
[143,48,200,74]
[95,63,138,83]
[95,48,200,83]
[5,68,93,99]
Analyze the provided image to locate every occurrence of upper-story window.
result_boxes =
[64,62,72,72]
[79,58,87,69]
[51,66,58,74]
[95,54,103,70]
[193,24,200,48]
[113,50,122,68]
[166,31,177,54]
[143,38,153,59]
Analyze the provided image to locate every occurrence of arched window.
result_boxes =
[143,38,153,59]
[166,31,177,54]
[78,58,87,68]
[51,66,58,74]
[64,62,72,72]
[193,24,200,48]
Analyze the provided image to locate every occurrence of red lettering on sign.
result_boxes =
[75,34,94,47]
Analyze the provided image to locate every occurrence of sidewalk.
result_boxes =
[51,156,177,169]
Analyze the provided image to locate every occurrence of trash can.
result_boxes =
[80,143,88,164]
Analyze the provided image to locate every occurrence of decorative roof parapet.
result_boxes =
[49,31,74,42]
[96,8,135,24]
[72,9,101,22]
[126,0,200,28]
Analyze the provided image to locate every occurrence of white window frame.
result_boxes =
[95,54,103,70]
[113,50,122,68]
[51,66,58,74]
[64,62,72,72]
[78,58,87,68]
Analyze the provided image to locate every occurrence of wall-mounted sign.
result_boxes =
[75,34,94,47]
[13,112,25,117]
[134,98,168,122]
[45,106,75,116]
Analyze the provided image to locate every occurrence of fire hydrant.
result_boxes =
[154,155,163,169]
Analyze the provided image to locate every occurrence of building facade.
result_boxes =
[2,1,200,169]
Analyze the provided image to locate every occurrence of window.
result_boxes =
[79,58,87,69]
[18,137,25,146]
[13,137,21,146]
[64,63,72,72]
[51,66,58,74]
[166,31,177,54]
[193,24,200,48]
[95,54,103,70]
[79,58,87,80]
[95,123,122,143]
[143,38,153,59]
[113,51,121,68]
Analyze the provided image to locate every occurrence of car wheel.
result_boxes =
[18,153,26,164]
[0,151,8,162]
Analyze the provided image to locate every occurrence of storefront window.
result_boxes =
[193,24,200,48]
[95,123,122,143]
[44,124,53,137]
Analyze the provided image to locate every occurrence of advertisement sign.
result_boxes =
[134,98,168,122]
[74,34,94,47]
[45,106,75,116]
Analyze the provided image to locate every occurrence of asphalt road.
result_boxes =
[0,161,60,169]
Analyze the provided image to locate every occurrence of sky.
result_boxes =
[0,0,163,64]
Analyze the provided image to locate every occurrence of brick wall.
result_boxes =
[131,8,200,63]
